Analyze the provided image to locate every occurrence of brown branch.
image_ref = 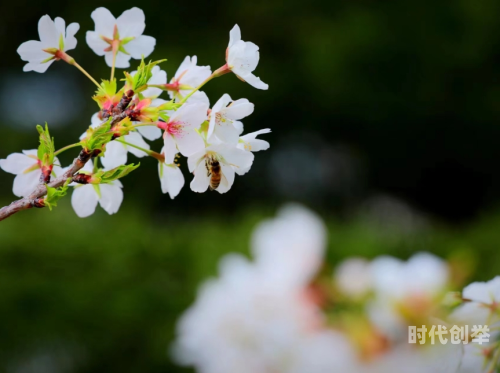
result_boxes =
[0,149,93,221]
[0,89,135,222]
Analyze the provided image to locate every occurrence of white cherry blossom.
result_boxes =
[450,276,500,326]
[158,147,184,199]
[235,129,270,174]
[457,339,499,373]
[0,150,62,197]
[86,7,155,68]
[237,129,271,152]
[188,143,254,194]
[168,56,211,100]
[367,253,450,340]
[208,94,254,144]
[185,91,210,106]
[161,103,208,164]
[173,252,356,373]
[70,162,124,218]
[173,206,359,373]
[101,132,150,170]
[17,15,80,73]
[251,204,326,291]
[334,258,373,299]
[224,24,268,90]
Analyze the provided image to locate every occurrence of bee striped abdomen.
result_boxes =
[208,160,221,190]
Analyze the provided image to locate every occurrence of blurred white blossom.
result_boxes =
[173,205,495,373]
[173,205,357,373]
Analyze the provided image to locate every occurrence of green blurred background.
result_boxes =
[1,0,500,371]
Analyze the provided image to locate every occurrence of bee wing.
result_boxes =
[205,160,212,177]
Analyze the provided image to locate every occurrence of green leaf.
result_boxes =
[44,178,71,211]
[92,79,122,109]
[81,118,113,152]
[113,117,134,137]
[159,112,171,122]
[36,123,55,167]
[129,58,166,92]
[93,163,141,184]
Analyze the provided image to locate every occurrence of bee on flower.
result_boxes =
[1,9,270,220]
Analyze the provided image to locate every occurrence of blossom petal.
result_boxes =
[101,141,127,169]
[233,120,244,135]
[23,60,55,73]
[13,170,40,197]
[91,7,116,37]
[228,24,241,48]
[85,31,108,56]
[216,164,235,194]
[463,280,497,304]
[187,149,205,173]
[0,153,38,175]
[185,91,210,106]
[449,302,491,326]
[125,35,156,59]
[244,138,269,152]
[105,51,131,68]
[64,23,80,51]
[213,94,232,113]
[99,182,123,215]
[237,72,268,90]
[227,40,246,67]
[54,17,66,36]
[159,163,185,199]
[190,160,210,193]
[215,123,239,144]
[172,102,208,128]
[174,56,195,79]
[215,144,254,172]
[178,64,212,90]
[225,99,254,120]
[243,128,271,138]
[163,134,178,165]
[176,129,205,157]
[22,150,38,157]
[242,42,260,71]
[137,125,162,141]
[71,185,98,218]
[123,132,150,158]
[208,94,231,139]
[90,112,102,128]
[38,15,58,48]
[17,40,48,63]
[116,7,145,38]
[239,129,271,152]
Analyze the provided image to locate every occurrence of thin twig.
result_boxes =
[0,90,135,222]
[0,149,93,221]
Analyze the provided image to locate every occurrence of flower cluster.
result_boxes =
[173,204,500,373]
[1,8,270,220]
